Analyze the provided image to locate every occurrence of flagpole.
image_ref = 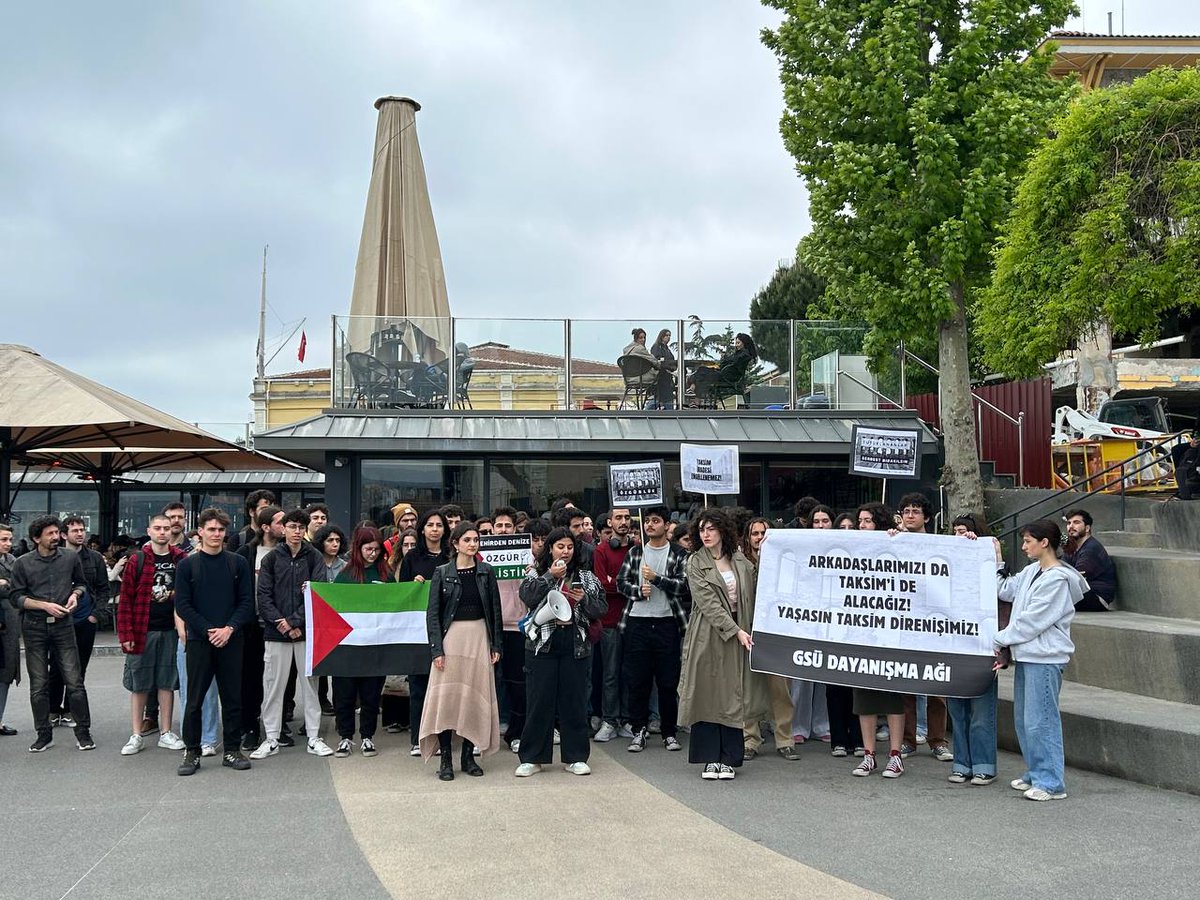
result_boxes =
[256,244,268,380]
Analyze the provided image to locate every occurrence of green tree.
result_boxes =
[979,66,1200,377]
[762,0,1076,515]
[748,261,850,391]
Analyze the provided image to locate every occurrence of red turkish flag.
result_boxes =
[298,330,307,363]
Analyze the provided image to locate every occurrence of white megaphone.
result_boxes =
[533,590,573,625]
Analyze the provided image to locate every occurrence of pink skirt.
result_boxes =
[418,618,501,761]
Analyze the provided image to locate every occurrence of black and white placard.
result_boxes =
[849,424,920,478]
[608,460,664,507]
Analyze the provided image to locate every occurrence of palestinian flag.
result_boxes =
[305,582,431,677]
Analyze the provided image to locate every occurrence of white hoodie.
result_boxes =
[995,562,1087,665]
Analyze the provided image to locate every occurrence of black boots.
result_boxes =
[438,747,455,781]
[461,740,483,777]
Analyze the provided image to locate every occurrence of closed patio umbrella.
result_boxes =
[346,96,450,362]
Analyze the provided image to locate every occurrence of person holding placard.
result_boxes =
[678,509,768,781]
[994,519,1084,801]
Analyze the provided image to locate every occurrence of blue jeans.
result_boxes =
[1013,662,1066,793]
[947,679,998,776]
[176,639,219,747]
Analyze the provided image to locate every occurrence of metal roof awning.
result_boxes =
[12,469,324,488]
[254,409,939,471]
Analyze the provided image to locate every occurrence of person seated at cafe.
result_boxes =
[717,333,757,388]
[621,329,660,386]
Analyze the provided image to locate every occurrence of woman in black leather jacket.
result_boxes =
[420,522,503,780]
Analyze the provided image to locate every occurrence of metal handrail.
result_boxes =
[836,370,902,409]
[973,393,1020,426]
[992,431,1184,543]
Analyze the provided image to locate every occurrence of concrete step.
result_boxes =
[1066,611,1200,705]
[1096,530,1162,549]
[997,674,1200,796]
[1124,517,1156,534]
[1110,547,1200,621]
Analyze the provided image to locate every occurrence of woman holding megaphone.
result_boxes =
[516,527,607,777]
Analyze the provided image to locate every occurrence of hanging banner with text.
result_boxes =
[479,533,532,632]
[750,530,998,697]
[680,443,740,495]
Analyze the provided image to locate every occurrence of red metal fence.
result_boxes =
[908,377,1052,488]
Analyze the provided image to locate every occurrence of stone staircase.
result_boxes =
[996,506,1200,795]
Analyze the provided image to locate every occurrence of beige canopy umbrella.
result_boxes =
[0,344,300,538]
[346,96,451,362]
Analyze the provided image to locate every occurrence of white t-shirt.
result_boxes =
[630,542,672,618]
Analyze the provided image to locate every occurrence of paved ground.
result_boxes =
[2,656,1197,899]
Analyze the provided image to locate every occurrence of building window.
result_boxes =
[766,463,871,523]
[51,490,101,535]
[490,459,610,518]
[118,492,182,537]
[361,459,485,526]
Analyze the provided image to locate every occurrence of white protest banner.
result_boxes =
[849,424,921,478]
[750,529,998,697]
[609,460,664,507]
[478,533,532,631]
[680,443,740,495]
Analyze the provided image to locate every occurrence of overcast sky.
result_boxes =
[3,1,1198,434]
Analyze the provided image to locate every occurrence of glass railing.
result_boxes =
[329,315,888,412]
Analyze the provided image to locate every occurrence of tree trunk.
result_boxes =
[938,284,985,522]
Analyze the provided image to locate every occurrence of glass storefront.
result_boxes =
[765,462,875,523]
[51,490,102,535]
[490,459,611,519]
[361,459,485,528]
[118,491,183,536]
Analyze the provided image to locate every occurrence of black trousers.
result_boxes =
[408,673,429,745]
[381,692,409,728]
[621,617,680,737]
[240,621,265,735]
[688,721,744,767]
[826,684,857,749]
[24,619,91,737]
[48,619,97,714]
[520,628,590,765]
[183,634,244,752]
[1076,591,1112,612]
[332,675,384,739]
[501,630,527,745]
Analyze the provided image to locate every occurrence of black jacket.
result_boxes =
[257,541,328,641]
[426,561,503,660]
[397,543,449,583]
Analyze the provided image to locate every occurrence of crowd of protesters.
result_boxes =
[0,487,1085,801]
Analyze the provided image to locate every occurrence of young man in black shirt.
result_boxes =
[174,508,255,775]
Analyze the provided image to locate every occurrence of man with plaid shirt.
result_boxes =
[616,505,689,753]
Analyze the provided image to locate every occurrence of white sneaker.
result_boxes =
[565,761,591,776]
[120,734,145,756]
[1024,787,1067,801]
[617,724,635,739]
[201,744,217,757]
[409,744,421,757]
[553,729,561,745]
[510,739,521,753]
[1010,778,1032,792]
[157,731,185,751]
[593,722,617,742]
[307,738,334,757]
[717,764,736,780]
[249,739,279,760]
[515,762,542,777]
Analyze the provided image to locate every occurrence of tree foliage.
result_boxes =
[748,259,867,392]
[762,0,1076,511]
[979,66,1200,376]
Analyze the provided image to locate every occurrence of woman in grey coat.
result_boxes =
[678,509,768,781]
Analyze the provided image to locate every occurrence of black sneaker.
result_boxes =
[240,732,259,752]
[222,750,251,771]
[178,750,200,776]
[29,734,54,753]
[627,728,648,753]
[277,732,296,748]
[321,701,336,716]
[75,730,96,751]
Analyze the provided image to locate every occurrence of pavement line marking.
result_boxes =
[57,789,169,900]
